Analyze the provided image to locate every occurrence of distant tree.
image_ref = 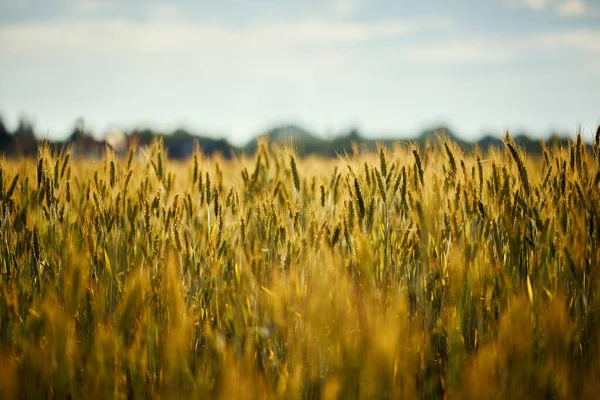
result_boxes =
[130,128,159,146]
[68,118,86,141]
[0,116,13,149]
[347,128,361,141]
[0,116,7,136]
[14,116,35,138]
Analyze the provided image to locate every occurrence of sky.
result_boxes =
[0,0,599,145]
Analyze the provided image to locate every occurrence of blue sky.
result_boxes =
[0,0,598,144]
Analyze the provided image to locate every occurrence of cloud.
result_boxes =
[2,15,598,73]
[555,0,585,16]
[404,41,514,64]
[506,0,593,16]
[0,17,450,57]
[143,2,184,20]
[516,0,553,10]
[65,0,117,13]
[331,0,363,15]
[0,16,453,87]
[533,29,600,52]
[397,28,600,66]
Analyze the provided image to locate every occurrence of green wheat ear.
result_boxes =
[365,197,375,230]
[53,158,59,189]
[37,157,44,190]
[346,199,355,231]
[353,177,365,222]
[330,224,341,247]
[290,154,300,193]
[379,145,387,177]
[392,172,401,198]
[444,141,457,178]
[505,132,531,197]
[205,172,211,205]
[5,174,18,203]
[213,188,219,218]
[477,154,483,197]
[193,153,199,185]
[157,149,164,181]
[60,152,70,179]
[400,166,407,209]
[109,160,116,189]
[413,149,424,187]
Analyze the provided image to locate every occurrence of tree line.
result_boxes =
[0,115,586,159]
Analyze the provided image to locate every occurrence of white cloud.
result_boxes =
[332,0,362,15]
[506,0,594,16]
[0,17,451,88]
[404,42,514,64]
[555,0,585,16]
[65,0,116,13]
[395,28,600,66]
[1,16,598,72]
[519,0,553,10]
[144,2,184,20]
[0,17,449,57]
[533,29,600,52]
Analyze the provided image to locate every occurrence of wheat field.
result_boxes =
[1,130,599,399]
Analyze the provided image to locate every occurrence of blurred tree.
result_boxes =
[14,116,35,138]
[130,128,158,146]
[347,128,361,141]
[0,116,7,136]
[0,116,13,149]
[68,118,85,141]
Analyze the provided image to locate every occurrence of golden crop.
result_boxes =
[1,131,599,399]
